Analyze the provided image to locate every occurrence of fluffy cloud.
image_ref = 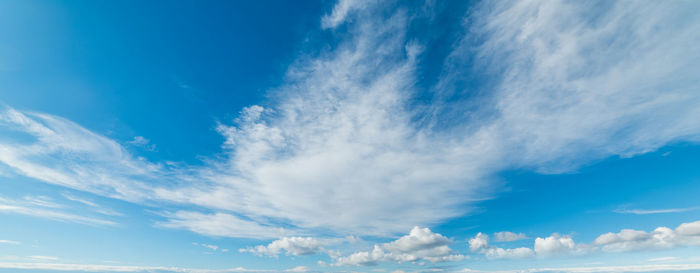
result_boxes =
[466,220,700,260]
[334,227,465,266]
[534,234,584,257]
[594,220,700,252]
[468,232,533,259]
[240,237,327,257]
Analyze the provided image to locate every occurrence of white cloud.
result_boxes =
[334,227,465,266]
[157,211,287,239]
[468,232,533,259]
[0,262,281,273]
[285,266,309,272]
[459,263,700,273]
[0,240,20,245]
[494,231,527,242]
[128,136,156,151]
[0,196,116,226]
[62,193,123,216]
[28,256,58,261]
[614,208,698,215]
[676,221,700,236]
[321,0,366,29]
[534,234,589,257]
[594,220,700,252]
[1,0,699,241]
[465,220,700,260]
[482,247,534,259]
[193,243,219,251]
[240,237,326,257]
[648,257,678,262]
[468,233,489,252]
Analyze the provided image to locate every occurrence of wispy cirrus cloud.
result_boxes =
[0,196,116,226]
[1,0,699,241]
[614,207,699,215]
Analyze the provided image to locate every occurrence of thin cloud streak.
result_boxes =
[614,208,699,215]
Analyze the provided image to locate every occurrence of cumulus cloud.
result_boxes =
[594,220,700,252]
[534,234,586,257]
[240,237,328,257]
[334,227,465,266]
[466,220,700,260]
[468,232,533,259]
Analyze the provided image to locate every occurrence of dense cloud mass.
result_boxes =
[0,0,699,241]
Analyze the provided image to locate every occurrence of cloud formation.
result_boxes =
[240,237,329,257]
[0,196,116,226]
[1,0,699,240]
[334,227,465,266]
[467,220,700,260]
[594,220,700,252]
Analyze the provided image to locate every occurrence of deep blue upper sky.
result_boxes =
[0,1,699,273]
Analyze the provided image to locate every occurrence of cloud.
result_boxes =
[156,211,287,239]
[321,0,366,29]
[193,243,219,251]
[0,240,20,245]
[0,196,116,226]
[1,0,700,240]
[240,237,327,257]
[648,257,678,262]
[614,207,699,215]
[493,231,527,242]
[334,227,465,266]
[594,220,700,252]
[128,136,156,151]
[459,263,700,273]
[0,262,285,273]
[285,266,309,272]
[465,220,700,260]
[28,256,59,261]
[0,108,159,202]
[534,234,586,257]
[61,193,124,216]
[468,232,534,259]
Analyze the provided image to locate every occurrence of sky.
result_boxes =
[0,0,699,272]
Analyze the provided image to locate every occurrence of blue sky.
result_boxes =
[0,0,699,272]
